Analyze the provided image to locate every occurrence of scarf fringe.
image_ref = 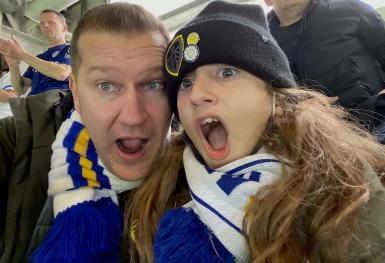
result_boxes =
[31,197,121,263]
[155,208,234,263]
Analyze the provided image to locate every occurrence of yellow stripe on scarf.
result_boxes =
[75,128,100,188]
[74,128,90,156]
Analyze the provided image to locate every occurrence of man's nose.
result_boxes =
[118,89,148,126]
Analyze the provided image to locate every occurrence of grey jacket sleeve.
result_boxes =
[357,0,385,71]
[0,116,16,250]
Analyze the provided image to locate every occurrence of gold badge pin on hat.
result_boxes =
[184,32,200,63]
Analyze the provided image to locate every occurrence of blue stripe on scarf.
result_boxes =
[95,169,111,189]
[86,139,98,163]
[67,152,89,188]
[63,120,112,190]
[213,159,277,195]
[205,159,279,175]
[226,159,279,175]
[190,190,241,233]
[67,151,104,174]
[66,151,111,189]
[63,121,83,150]
[216,171,261,195]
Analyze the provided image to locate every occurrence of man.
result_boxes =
[0,9,71,96]
[265,0,385,129]
[0,3,171,262]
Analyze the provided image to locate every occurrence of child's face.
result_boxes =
[177,64,272,168]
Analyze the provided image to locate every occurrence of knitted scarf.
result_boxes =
[32,110,141,263]
[155,146,282,262]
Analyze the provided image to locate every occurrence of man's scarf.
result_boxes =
[155,146,282,262]
[32,110,141,263]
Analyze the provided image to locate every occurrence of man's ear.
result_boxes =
[264,0,273,7]
[69,73,80,113]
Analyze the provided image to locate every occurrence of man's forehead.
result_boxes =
[78,31,164,58]
[73,30,165,77]
[40,12,61,21]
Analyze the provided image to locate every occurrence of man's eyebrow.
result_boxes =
[86,66,118,74]
[85,65,164,77]
[139,65,164,77]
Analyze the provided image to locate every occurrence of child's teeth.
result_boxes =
[203,117,217,124]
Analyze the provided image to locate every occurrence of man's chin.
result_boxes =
[100,149,158,181]
[105,159,152,182]
[44,35,57,42]
[113,167,150,182]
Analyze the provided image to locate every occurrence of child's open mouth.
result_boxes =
[200,117,229,160]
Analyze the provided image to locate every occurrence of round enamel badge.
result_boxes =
[184,32,200,63]
[187,32,200,45]
[184,45,199,63]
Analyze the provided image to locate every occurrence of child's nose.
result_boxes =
[189,74,217,107]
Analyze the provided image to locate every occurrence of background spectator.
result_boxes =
[265,0,385,133]
[0,9,71,96]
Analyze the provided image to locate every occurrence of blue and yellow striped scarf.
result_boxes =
[32,110,141,263]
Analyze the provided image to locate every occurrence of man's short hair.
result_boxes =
[40,9,66,25]
[69,3,170,77]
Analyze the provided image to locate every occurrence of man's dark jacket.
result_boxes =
[0,90,73,263]
[267,0,385,124]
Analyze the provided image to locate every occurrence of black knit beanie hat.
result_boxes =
[164,0,296,117]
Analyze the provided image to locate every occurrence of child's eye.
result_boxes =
[144,81,164,90]
[97,82,114,92]
[179,78,194,91]
[218,67,238,79]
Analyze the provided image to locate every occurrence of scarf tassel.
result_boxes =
[154,208,234,263]
[31,197,122,263]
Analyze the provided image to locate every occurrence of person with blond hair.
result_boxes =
[1,3,171,262]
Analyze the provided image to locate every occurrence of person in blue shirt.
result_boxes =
[0,9,71,96]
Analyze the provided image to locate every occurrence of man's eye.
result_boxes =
[145,81,164,90]
[97,82,114,92]
[218,67,238,79]
[179,79,194,91]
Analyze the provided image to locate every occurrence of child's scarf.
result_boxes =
[155,146,282,262]
[31,110,141,263]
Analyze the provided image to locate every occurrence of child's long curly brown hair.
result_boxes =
[123,88,385,262]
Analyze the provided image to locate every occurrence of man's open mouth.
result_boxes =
[116,138,148,154]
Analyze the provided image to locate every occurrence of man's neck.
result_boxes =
[47,38,66,48]
[276,3,308,27]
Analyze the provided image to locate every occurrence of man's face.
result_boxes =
[39,12,67,42]
[265,0,310,14]
[70,31,171,181]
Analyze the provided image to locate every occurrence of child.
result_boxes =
[126,1,385,262]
